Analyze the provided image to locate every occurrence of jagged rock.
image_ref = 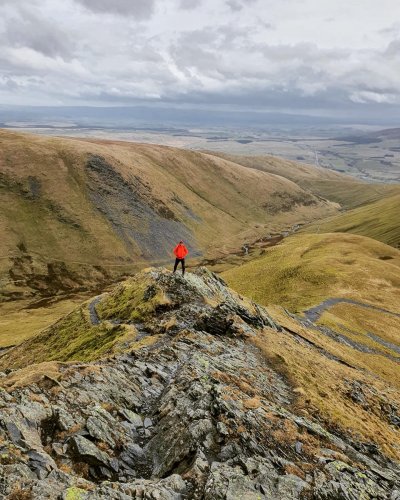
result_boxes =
[27,449,57,479]
[52,442,67,456]
[120,408,143,427]
[277,474,310,497]
[0,268,399,498]
[68,435,110,468]
[143,417,153,428]
[5,420,25,447]
[295,441,303,454]
[390,415,400,427]
[53,405,80,431]
[0,464,36,498]
[119,443,144,468]
[86,410,117,447]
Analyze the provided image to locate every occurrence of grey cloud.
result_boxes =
[168,25,400,109]
[173,24,254,51]
[385,39,400,56]
[0,0,400,123]
[3,9,74,59]
[226,0,243,11]
[0,0,40,4]
[74,0,155,18]
[378,23,400,36]
[226,0,257,11]
[0,76,20,91]
[178,0,203,10]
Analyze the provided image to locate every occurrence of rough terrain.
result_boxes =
[0,268,399,499]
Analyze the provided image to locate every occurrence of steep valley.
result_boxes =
[0,130,339,302]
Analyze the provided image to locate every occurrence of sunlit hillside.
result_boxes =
[304,194,400,248]
[209,152,400,209]
[0,130,338,300]
[222,232,400,312]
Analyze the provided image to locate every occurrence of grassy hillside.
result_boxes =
[0,296,85,348]
[0,130,338,299]
[0,295,141,370]
[222,232,400,312]
[223,232,400,361]
[0,305,140,369]
[252,314,400,460]
[208,152,400,209]
[223,233,400,456]
[304,194,400,248]
[0,267,239,369]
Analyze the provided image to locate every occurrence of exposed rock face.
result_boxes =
[85,155,199,260]
[0,268,399,499]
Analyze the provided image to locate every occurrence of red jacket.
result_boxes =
[174,243,188,259]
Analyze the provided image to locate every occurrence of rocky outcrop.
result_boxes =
[0,268,399,499]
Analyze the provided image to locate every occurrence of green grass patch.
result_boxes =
[0,304,134,370]
[0,272,171,370]
[222,232,400,313]
[304,194,400,248]
[97,274,170,322]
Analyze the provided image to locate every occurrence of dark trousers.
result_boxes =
[173,258,185,275]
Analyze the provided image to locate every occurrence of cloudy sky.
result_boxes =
[1,0,400,121]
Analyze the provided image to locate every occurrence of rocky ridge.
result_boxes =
[0,268,399,499]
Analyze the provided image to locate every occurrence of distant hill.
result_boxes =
[333,127,400,144]
[368,127,400,140]
[207,152,399,209]
[304,194,400,248]
[0,130,338,299]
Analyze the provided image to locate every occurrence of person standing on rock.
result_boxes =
[173,240,188,276]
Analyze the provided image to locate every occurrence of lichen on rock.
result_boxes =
[0,268,399,499]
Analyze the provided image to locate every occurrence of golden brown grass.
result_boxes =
[223,232,400,458]
[208,151,400,209]
[252,325,400,460]
[0,361,66,390]
[0,128,339,282]
[317,304,400,359]
[243,396,261,409]
[7,486,33,500]
[280,305,400,391]
[0,297,86,348]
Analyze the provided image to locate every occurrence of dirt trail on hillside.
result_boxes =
[304,297,400,323]
[287,298,400,362]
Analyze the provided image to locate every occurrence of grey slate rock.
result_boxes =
[0,268,399,499]
[68,435,110,468]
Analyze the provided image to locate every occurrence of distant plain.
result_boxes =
[4,123,400,184]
